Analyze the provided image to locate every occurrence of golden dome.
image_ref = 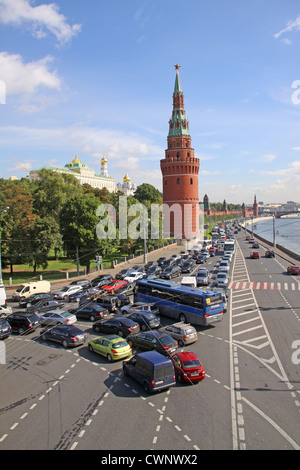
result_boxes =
[123,173,130,182]
[101,156,107,164]
[72,155,81,164]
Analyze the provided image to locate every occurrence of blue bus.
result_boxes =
[135,279,224,327]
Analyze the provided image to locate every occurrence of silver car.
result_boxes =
[121,302,160,316]
[158,322,198,347]
[40,309,77,326]
[54,285,82,300]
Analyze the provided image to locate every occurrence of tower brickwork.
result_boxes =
[160,65,200,238]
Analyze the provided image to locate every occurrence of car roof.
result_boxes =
[136,350,172,364]
[173,351,199,361]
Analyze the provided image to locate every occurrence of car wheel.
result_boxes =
[18,327,25,335]
[127,339,133,347]
[141,324,147,331]
[107,354,112,362]
[179,313,187,323]
[90,315,95,322]
[88,344,94,352]
[178,339,184,347]
[41,334,47,341]
[117,330,123,336]
[94,325,100,332]
[143,381,150,393]
[62,340,68,348]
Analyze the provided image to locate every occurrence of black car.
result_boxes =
[157,257,167,266]
[196,255,205,264]
[0,319,11,339]
[91,274,113,288]
[116,283,136,296]
[19,293,54,308]
[92,317,140,337]
[70,303,109,321]
[26,299,64,314]
[126,330,178,356]
[125,312,160,331]
[265,250,275,258]
[147,266,162,276]
[181,261,195,273]
[160,265,181,279]
[6,312,40,335]
[93,295,121,312]
[40,325,87,348]
[144,261,158,272]
[115,269,134,280]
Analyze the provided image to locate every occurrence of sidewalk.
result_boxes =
[6,241,185,294]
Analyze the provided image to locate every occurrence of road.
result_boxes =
[0,233,299,451]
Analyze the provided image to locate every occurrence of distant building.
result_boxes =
[116,173,136,196]
[29,155,115,192]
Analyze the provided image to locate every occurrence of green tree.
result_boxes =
[59,192,114,274]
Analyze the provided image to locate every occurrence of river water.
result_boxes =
[246,217,300,256]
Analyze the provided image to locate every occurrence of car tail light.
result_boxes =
[70,337,77,342]
[111,349,117,354]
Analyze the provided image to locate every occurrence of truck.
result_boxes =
[0,284,7,307]
[181,276,197,288]
[11,281,51,302]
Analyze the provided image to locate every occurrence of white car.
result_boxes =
[0,304,12,316]
[40,309,77,326]
[124,271,144,283]
[218,261,230,273]
[54,285,82,300]
[214,272,229,285]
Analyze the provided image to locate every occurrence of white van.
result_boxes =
[12,281,51,301]
[181,276,197,288]
[0,284,7,307]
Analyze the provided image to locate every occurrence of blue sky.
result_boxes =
[1,0,300,204]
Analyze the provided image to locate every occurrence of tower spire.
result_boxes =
[160,66,200,239]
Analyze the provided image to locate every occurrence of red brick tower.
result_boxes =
[160,65,200,238]
[253,194,258,217]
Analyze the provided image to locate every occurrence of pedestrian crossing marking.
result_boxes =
[229,281,300,291]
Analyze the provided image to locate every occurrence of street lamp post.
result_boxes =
[0,207,9,284]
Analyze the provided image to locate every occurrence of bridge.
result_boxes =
[261,210,300,218]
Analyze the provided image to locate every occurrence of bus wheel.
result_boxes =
[179,313,187,323]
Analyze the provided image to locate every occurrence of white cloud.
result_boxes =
[0,0,81,44]
[261,153,276,163]
[274,15,300,40]
[0,51,61,95]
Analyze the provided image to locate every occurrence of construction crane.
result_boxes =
[8,155,30,173]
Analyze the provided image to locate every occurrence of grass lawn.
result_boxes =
[2,250,128,285]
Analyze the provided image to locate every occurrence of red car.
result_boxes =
[250,251,260,259]
[170,351,205,384]
[287,265,300,275]
[102,280,128,293]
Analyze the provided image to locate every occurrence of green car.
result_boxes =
[88,334,132,362]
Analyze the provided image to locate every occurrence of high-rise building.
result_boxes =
[160,65,200,239]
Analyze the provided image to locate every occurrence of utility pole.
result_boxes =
[273,216,276,247]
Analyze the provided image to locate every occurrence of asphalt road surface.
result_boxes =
[0,233,299,451]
